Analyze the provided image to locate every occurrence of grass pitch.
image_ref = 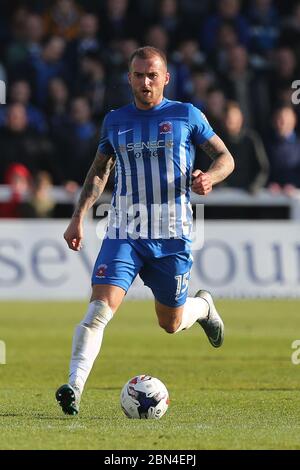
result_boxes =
[0,299,300,450]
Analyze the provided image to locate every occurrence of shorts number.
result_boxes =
[175,272,189,297]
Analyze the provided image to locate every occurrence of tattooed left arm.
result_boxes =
[192,135,235,195]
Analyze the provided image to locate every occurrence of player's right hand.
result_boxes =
[191,169,213,195]
[64,218,83,251]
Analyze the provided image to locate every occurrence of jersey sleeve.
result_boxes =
[98,113,115,155]
[189,104,215,144]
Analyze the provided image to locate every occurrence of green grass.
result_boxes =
[0,299,300,449]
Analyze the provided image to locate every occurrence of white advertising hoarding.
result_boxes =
[0,220,299,299]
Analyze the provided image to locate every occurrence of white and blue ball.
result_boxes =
[120,375,169,419]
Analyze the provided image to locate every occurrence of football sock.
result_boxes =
[69,300,113,394]
[175,297,208,333]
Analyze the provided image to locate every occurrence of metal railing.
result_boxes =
[1,185,300,219]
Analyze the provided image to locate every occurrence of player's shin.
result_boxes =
[175,297,208,333]
[68,300,113,393]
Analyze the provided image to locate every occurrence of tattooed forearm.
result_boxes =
[207,154,234,184]
[199,135,235,185]
[200,134,233,160]
[73,150,115,218]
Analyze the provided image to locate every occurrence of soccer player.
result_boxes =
[56,47,235,415]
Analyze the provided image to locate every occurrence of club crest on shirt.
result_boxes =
[95,264,108,278]
[159,121,172,134]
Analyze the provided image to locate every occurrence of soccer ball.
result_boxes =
[120,375,169,419]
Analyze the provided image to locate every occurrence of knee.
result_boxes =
[91,285,125,313]
[158,319,180,334]
[163,325,177,334]
[91,296,117,314]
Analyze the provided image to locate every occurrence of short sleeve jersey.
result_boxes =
[98,98,215,239]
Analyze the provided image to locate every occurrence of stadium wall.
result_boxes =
[0,220,299,299]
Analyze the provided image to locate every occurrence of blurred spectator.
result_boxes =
[100,0,137,43]
[200,0,249,52]
[132,0,157,22]
[275,86,300,133]
[188,68,215,111]
[247,0,279,56]
[179,0,210,34]
[116,37,140,66]
[204,87,227,136]
[0,103,61,184]
[172,39,206,99]
[154,0,184,44]
[174,39,205,69]
[0,80,47,134]
[21,171,56,218]
[0,6,10,58]
[46,77,70,133]
[60,97,98,185]
[6,13,45,67]
[70,95,97,140]
[30,36,68,106]
[25,14,46,61]
[9,6,29,43]
[280,2,300,60]
[0,163,32,218]
[222,102,269,193]
[109,37,140,68]
[105,38,139,109]
[65,13,102,75]
[193,87,227,173]
[267,106,300,194]
[221,45,270,135]
[144,24,169,53]
[275,86,297,108]
[43,0,83,41]
[269,47,298,104]
[210,21,239,74]
[76,53,107,119]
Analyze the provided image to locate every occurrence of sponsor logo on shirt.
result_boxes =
[118,140,174,157]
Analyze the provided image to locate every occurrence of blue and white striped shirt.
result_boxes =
[98,98,214,240]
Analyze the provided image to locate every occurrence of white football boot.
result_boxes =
[195,290,224,348]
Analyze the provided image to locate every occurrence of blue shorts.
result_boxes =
[91,237,193,307]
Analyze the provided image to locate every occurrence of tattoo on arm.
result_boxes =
[200,135,229,160]
[73,150,115,218]
[199,135,235,185]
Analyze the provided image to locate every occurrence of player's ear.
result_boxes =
[165,72,170,86]
[128,72,132,85]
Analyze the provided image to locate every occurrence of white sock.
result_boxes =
[68,300,113,394]
[175,297,208,333]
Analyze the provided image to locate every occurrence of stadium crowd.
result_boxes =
[0,0,300,218]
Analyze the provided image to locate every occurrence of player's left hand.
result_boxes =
[191,170,212,195]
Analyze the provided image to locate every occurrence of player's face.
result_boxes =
[128,56,170,110]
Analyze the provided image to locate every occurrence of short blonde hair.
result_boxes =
[128,46,167,69]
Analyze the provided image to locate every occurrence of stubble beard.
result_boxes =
[133,89,164,109]
[136,90,153,106]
